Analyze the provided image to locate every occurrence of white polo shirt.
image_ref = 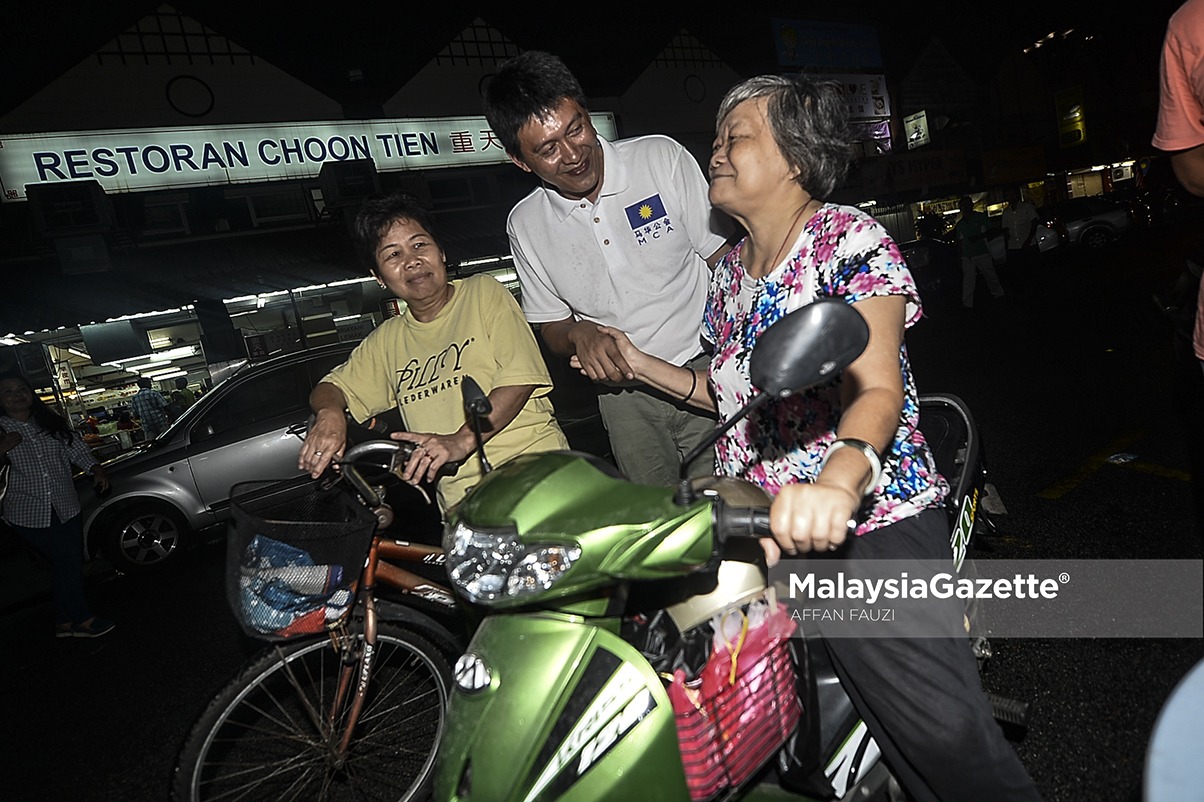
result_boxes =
[507,135,732,366]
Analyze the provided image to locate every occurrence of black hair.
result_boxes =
[483,51,588,158]
[137,377,152,389]
[0,373,73,443]
[351,192,442,274]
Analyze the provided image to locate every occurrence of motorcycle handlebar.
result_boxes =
[714,503,773,541]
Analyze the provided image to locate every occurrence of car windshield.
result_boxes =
[151,373,237,440]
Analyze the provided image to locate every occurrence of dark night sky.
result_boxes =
[0,1,1188,119]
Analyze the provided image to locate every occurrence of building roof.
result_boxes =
[1,2,1164,120]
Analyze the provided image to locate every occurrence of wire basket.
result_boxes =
[226,476,378,641]
[671,626,802,801]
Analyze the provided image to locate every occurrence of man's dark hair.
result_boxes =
[483,51,588,158]
[137,377,152,389]
[351,192,442,274]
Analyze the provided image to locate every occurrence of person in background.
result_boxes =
[0,373,114,638]
[1001,186,1041,297]
[299,191,569,513]
[1153,0,1204,546]
[115,410,138,431]
[174,376,196,410]
[588,74,1041,802]
[130,377,169,439]
[483,50,734,486]
[952,195,1006,310]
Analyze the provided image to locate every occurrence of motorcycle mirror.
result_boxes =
[462,376,492,417]
[461,376,493,474]
[675,299,869,504]
[749,298,870,398]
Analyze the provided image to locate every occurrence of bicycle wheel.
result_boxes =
[173,624,451,801]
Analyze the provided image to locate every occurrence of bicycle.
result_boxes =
[171,439,466,802]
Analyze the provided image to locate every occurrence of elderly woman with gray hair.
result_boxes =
[585,75,1042,802]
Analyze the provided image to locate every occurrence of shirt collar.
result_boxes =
[539,136,629,221]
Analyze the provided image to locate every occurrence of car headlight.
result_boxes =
[445,522,580,605]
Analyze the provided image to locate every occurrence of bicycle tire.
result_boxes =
[172,623,452,802]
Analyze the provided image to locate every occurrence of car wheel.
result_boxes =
[1080,227,1114,249]
[103,503,189,574]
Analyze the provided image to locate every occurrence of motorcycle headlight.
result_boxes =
[445,522,581,605]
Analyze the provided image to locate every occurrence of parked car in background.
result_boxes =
[1040,196,1136,249]
[77,334,612,575]
[76,343,359,574]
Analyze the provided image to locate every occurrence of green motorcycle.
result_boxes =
[433,299,1023,802]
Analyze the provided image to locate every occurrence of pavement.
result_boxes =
[0,524,117,621]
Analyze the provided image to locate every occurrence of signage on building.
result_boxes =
[903,111,930,150]
[773,20,883,69]
[0,114,618,202]
[982,146,1046,185]
[858,149,966,196]
[830,74,891,119]
[1055,88,1087,148]
[850,120,893,157]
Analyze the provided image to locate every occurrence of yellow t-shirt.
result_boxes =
[322,274,568,510]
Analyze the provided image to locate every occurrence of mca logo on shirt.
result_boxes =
[624,194,675,246]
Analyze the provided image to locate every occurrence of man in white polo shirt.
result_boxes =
[484,51,733,485]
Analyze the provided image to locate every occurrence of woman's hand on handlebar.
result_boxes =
[299,409,347,478]
[766,481,861,560]
[392,430,472,486]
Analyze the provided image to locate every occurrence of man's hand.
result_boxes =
[567,322,636,384]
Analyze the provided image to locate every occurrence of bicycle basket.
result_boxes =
[226,475,378,641]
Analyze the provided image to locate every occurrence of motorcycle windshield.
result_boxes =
[436,613,690,802]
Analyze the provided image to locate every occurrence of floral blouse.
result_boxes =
[701,203,948,534]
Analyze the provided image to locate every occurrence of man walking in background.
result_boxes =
[952,196,1005,310]
[130,377,169,439]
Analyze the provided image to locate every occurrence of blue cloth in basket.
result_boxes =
[239,534,351,636]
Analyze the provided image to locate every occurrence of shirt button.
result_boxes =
[594,218,600,223]
[603,239,610,246]
[580,202,587,208]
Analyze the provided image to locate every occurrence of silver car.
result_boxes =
[1041,196,1135,249]
[77,343,356,574]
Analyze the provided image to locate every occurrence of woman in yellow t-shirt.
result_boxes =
[299,192,568,512]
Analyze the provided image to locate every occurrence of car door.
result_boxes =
[185,362,314,523]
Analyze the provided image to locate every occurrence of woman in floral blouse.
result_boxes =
[584,75,1041,802]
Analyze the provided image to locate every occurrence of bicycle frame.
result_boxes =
[307,448,456,767]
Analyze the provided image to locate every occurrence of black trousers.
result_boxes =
[821,509,1043,802]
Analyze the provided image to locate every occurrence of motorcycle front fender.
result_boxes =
[435,612,690,802]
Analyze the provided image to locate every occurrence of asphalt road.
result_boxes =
[1,211,1202,802]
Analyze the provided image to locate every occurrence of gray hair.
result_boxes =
[716,75,852,199]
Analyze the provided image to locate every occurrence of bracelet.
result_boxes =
[684,369,698,402]
[820,437,883,497]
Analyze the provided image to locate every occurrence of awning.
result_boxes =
[1,225,367,335]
